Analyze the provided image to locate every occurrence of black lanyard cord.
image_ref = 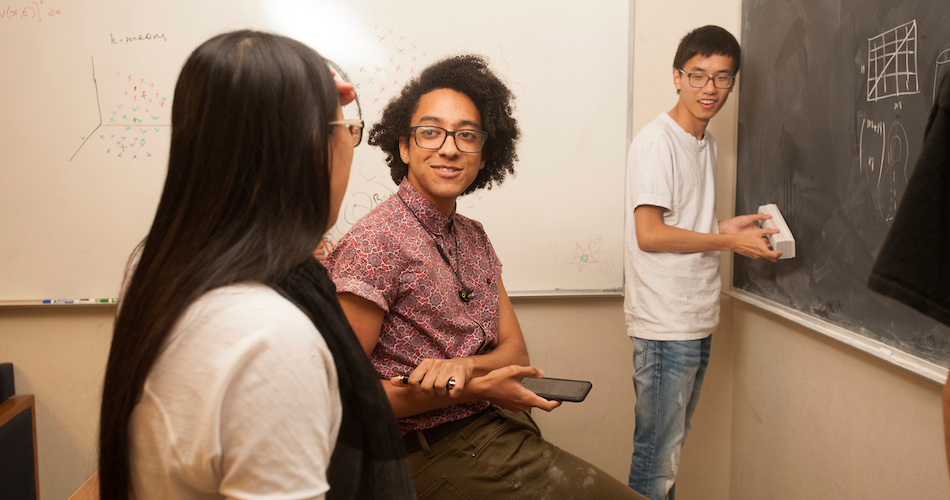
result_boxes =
[397,193,474,303]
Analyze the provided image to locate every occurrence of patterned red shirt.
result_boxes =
[327,180,501,432]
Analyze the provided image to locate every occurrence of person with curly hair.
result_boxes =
[326,54,645,499]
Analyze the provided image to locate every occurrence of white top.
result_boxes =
[129,283,342,500]
[624,112,721,341]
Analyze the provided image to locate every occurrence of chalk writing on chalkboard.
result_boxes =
[859,20,920,223]
[736,0,950,368]
[867,20,919,102]
[859,118,909,223]
[0,1,61,22]
[72,57,170,161]
[936,49,950,104]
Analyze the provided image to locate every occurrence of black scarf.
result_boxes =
[276,259,416,499]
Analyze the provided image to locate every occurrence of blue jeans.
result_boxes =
[628,336,711,500]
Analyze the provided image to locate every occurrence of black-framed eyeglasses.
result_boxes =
[327,60,364,147]
[677,69,735,89]
[409,125,487,153]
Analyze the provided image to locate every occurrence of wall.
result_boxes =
[1,0,948,499]
[0,306,113,499]
[726,300,949,499]
[8,299,945,500]
[518,296,736,499]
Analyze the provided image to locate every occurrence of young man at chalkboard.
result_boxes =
[624,26,781,500]
[326,55,646,499]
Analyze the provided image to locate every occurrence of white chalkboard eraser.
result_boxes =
[757,204,795,259]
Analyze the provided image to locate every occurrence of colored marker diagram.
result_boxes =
[349,24,430,116]
[567,234,613,274]
[72,57,170,161]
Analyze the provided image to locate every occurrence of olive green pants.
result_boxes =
[406,405,648,499]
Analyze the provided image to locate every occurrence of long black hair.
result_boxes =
[98,30,339,498]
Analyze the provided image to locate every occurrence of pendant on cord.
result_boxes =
[396,193,475,305]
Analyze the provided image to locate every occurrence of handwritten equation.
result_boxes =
[1,0,62,23]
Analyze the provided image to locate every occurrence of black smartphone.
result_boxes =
[519,377,592,402]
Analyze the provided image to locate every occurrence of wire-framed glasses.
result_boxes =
[677,69,735,89]
[329,118,364,147]
[409,125,488,153]
[327,60,364,147]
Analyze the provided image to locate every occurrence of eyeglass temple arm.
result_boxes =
[327,60,362,117]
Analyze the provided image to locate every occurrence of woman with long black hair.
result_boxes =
[98,30,414,499]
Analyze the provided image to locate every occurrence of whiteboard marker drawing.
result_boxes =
[567,234,613,274]
[0,2,63,22]
[71,57,170,161]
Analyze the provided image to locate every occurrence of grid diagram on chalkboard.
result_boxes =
[736,0,950,373]
[867,20,919,102]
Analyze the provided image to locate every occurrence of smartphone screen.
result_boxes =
[520,377,592,402]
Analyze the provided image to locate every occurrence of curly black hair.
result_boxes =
[367,54,520,195]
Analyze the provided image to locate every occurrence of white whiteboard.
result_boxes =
[0,0,630,303]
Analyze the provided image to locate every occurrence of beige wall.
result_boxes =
[726,300,948,499]
[2,1,948,499]
[517,296,736,499]
[5,296,946,499]
[0,306,114,499]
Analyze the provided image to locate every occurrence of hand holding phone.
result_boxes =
[519,376,592,402]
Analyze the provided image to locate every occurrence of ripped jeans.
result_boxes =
[628,336,711,500]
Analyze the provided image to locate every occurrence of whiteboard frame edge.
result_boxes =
[725,289,949,385]
[622,0,634,296]
[510,289,624,299]
[0,300,118,308]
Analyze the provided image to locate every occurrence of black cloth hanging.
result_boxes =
[276,259,416,499]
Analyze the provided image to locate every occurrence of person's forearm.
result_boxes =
[383,364,556,419]
[637,222,735,254]
[463,340,529,377]
[382,373,491,419]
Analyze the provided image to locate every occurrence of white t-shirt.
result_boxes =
[624,112,721,341]
[128,283,342,500]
